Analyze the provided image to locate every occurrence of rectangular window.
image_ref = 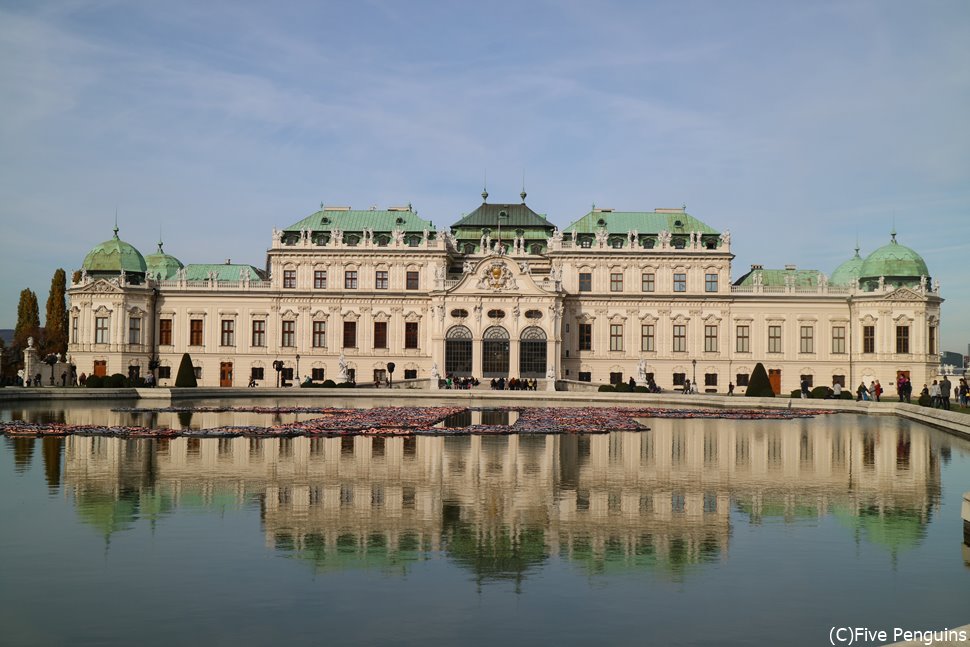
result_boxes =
[313,270,327,289]
[800,326,814,353]
[832,326,846,354]
[281,320,295,347]
[71,317,78,344]
[251,320,266,347]
[406,271,419,290]
[220,319,234,346]
[159,319,172,346]
[609,372,623,385]
[373,321,388,349]
[405,322,419,349]
[283,270,296,289]
[128,317,142,345]
[578,372,592,382]
[375,270,389,290]
[832,374,845,387]
[736,373,750,387]
[736,325,750,353]
[896,325,910,354]
[95,316,109,344]
[250,367,264,381]
[705,273,718,292]
[609,324,623,351]
[672,324,687,352]
[705,373,718,387]
[673,373,686,386]
[610,272,623,292]
[193,367,202,380]
[863,325,875,354]
[673,273,687,292]
[344,270,358,290]
[343,321,357,348]
[641,273,655,292]
[768,325,782,353]
[641,324,655,352]
[190,319,204,346]
[928,326,936,354]
[579,272,592,292]
[800,374,814,388]
[158,366,171,380]
[312,321,326,348]
[404,369,417,380]
[311,368,325,381]
[578,323,592,351]
[704,324,718,352]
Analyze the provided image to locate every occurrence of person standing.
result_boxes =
[959,378,968,408]
[800,378,809,399]
[728,382,734,396]
[939,375,952,410]
[833,382,842,399]
[857,382,869,401]
[929,380,941,408]
[874,380,882,402]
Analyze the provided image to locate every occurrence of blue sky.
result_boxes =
[1,0,968,350]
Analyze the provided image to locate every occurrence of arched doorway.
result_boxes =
[445,325,473,376]
[482,326,510,377]
[519,326,547,378]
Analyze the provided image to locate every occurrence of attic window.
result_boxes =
[451,309,469,318]
[525,310,542,319]
[487,309,506,319]
[705,238,717,250]
[580,237,592,249]
[376,235,390,247]
[673,219,683,227]
[396,217,405,225]
[321,217,330,224]
[407,236,420,247]
[597,218,606,226]
[610,238,623,249]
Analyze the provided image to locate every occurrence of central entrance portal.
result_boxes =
[482,326,510,378]
[445,325,473,377]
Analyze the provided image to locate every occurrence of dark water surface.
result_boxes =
[2,400,969,647]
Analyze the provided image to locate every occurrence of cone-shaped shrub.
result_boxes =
[174,353,197,387]
[745,362,774,397]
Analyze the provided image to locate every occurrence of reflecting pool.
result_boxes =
[2,402,969,646]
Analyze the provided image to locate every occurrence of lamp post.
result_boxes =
[273,359,284,388]
[692,359,697,393]
[296,354,301,384]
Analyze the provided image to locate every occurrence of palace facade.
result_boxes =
[67,193,942,392]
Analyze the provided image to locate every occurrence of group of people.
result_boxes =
[445,375,480,390]
[922,376,968,410]
[489,377,536,390]
[856,380,885,401]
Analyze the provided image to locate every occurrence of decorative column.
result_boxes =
[23,338,41,386]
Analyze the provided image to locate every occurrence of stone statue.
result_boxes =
[332,229,343,245]
[392,228,405,245]
[637,358,648,385]
[518,261,531,274]
[720,230,731,247]
[878,276,885,291]
[933,278,940,292]
[817,272,828,289]
[463,260,474,274]
[434,265,446,281]
[119,269,127,284]
[80,269,88,283]
[551,227,563,245]
[27,336,34,349]
[512,304,520,319]
[431,362,440,380]
[919,275,927,291]
[549,264,562,282]
[595,227,608,247]
[658,230,671,248]
[753,271,763,287]
[422,229,429,244]
[337,354,349,383]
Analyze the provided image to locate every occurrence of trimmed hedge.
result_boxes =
[634,385,649,393]
[918,393,932,407]
[322,379,337,388]
[597,384,614,392]
[85,375,103,388]
[614,383,632,393]
[336,381,356,388]
[745,363,774,397]
[174,353,197,388]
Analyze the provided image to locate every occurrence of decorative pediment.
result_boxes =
[81,279,122,294]
[93,304,112,315]
[404,311,422,322]
[280,308,299,319]
[639,313,657,323]
[310,309,328,319]
[341,310,360,321]
[576,312,596,323]
[475,260,518,292]
[372,310,390,322]
[882,287,925,302]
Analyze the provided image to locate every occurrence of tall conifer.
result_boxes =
[45,269,69,356]
[14,289,41,352]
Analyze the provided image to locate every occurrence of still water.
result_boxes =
[1,400,969,647]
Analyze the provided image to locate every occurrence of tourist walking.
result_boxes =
[857,382,869,401]
[939,376,952,410]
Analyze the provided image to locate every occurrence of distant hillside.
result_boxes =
[0,329,12,345]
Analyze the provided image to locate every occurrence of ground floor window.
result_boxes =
[799,374,814,388]
[578,372,591,382]
[311,368,325,381]
[158,366,171,380]
[251,367,264,381]
[705,373,718,386]
[673,373,686,386]
[832,375,845,387]
[736,373,749,387]
[609,372,623,385]
[404,369,417,380]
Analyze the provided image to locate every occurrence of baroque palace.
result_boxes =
[67,190,942,392]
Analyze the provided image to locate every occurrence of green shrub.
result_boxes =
[597,384,614,392]
[839,391,853,400]
[104,373,126,388]
[615,383,632,393]
[85,375,103,388]
[174,353,197,388]
[336,381,355,388]
[634,385,649,393]
[918,393,932,407]
[322,379,337,388]
[789,389,801,398]
[811,386,832,399]
[745,363,775,397]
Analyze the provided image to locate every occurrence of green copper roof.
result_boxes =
[830,247,864,286]
[81,227,147,274]
[284,208,434,233]
[734,268,822,287]
[184,264,265,281]
[564,209,719,236]
[145,241,184,280]
[451,202,555,230]
[859,233,929,279]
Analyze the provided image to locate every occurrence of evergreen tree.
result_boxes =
[44,269,69,356]
[745,362,775,397]
[174,353,197,387]
[14,288,41,353]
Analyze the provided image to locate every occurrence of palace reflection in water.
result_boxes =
[47,414,943,583]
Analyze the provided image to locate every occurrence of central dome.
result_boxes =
[145,241,184,280]
[859,233,929,290]
[830,247,864,286]
[81,227,147,275]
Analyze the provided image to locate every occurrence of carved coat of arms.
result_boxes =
[476,261,517,291]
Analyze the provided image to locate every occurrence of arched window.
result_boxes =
[445,325,473,376]
[482,326,510,377]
